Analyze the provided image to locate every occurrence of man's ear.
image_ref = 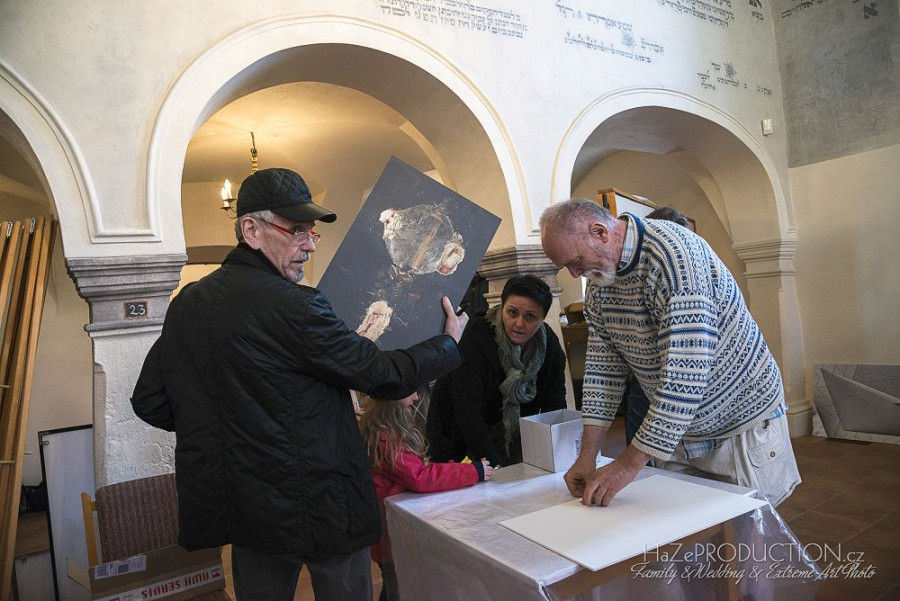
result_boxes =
[588,221,610,243]
[241,217,263,250]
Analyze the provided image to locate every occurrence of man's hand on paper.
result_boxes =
[581,445,650,507]
[563,457,596,498]
[563,424,606,498]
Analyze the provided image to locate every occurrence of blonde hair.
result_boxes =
[358,393,429,471]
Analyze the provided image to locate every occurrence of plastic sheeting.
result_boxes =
[386,460,823,600]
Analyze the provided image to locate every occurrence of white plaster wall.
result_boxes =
[791,143,900,384]
[0,0,790,257]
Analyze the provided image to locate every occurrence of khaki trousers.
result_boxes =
[653,414,801,507]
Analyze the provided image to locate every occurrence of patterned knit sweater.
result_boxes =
[582,215,783,460]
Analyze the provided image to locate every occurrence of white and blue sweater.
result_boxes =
[582,215,783,460]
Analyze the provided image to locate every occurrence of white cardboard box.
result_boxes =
[520,409,583,472]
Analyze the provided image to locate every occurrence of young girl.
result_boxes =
[359,389,492,601]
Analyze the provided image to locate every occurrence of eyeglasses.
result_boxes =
[259,219,321,244]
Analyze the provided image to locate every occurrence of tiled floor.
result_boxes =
[777,432,900,600]
[223,417,900,600]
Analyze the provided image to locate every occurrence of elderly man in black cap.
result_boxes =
[132,168,468,600]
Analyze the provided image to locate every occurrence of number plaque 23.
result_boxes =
[124,300,148,319]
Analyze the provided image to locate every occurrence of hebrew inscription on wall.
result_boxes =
[556,1,665,64]
[697,60,744,91]
[781,0,880,20]
[376,0,528,38]
[852,0,881,20]
[780,0,830,19]
[696,59,776,99]
[749,0,766,21]
[657,0,736,28]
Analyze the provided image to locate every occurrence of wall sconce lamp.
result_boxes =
[220,132,259,219]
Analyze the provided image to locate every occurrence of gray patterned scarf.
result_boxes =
[487,304,548,451]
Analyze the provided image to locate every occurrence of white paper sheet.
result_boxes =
[499,475,767,571]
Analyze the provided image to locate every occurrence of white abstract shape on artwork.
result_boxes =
[357,300,393,342]
[379,205,465,276]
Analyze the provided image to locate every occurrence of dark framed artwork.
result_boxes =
[318,157,501,350]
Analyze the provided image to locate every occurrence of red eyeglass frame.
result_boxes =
[260,219,320,244]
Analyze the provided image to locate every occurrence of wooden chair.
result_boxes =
[561,302,588,410]
[81,473,230,600]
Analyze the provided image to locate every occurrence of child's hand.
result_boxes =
[481,460,494,481]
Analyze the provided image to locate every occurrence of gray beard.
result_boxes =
[586,268,616,287]
[290,253,310,283]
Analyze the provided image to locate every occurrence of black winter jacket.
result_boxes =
[426,315,567,467]
[132,245,461,558]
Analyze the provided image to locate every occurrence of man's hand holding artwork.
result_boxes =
[441,296,469,343]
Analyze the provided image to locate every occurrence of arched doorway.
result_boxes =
[554,92,811,434]
[148,17,530,256]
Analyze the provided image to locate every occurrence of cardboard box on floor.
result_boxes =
[68,544,225,601]
[520,409,583,472]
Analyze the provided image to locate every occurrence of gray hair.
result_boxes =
[234,209,276,242]
[539,198,617,233]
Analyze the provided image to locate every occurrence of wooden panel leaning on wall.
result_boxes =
[0,216,57,599]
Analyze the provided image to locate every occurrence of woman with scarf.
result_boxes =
[426,275,567,467]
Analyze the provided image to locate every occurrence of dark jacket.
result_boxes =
[426,315,567,467]
[132,245,461,558]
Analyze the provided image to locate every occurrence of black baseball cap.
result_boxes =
[236,168,337,223]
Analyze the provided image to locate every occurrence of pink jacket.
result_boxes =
[370,431,480,562]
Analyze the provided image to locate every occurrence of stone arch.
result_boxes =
[147,14,528,254]
[552,88,811,434]
[0,59,96,250]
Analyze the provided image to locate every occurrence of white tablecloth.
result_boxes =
[386,458,822,600]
